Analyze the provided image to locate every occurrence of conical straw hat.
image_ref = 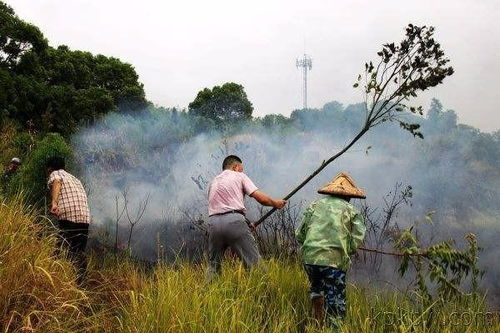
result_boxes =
[317,172,366,198]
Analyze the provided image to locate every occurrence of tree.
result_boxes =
[255,24,454,227]
[261,114,291,129]
[427,98,443,120]
[0,2,147,137]
[0,2,47,69]
[188,82,253,123]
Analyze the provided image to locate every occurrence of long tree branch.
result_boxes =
[254,124,369,227]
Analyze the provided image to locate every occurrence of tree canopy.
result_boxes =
[0,1,147,137]
[0,2,47,69]
[188,82,253,124]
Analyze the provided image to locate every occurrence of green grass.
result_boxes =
[111,260,309,333]
[96,259,498,333]
[1,195,499,332]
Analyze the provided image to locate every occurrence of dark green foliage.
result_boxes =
[72,107,213,176]
[0,2,48,69]
[9,133,71,205]
[188,82,253,124]
[0,1,147,137]
[11,132,34,155]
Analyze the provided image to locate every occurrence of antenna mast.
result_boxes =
[296,54,312,109]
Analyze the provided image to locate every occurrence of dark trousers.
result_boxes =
[58,220,89,284]
[304,264,347,321]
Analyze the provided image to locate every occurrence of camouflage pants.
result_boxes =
[304,264,347,320]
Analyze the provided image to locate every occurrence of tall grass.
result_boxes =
[105,259,498,333]
[0,194,95,331]
[114,259,309,332]
[1,195,498,332]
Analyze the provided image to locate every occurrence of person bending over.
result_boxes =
[47,156,91,285]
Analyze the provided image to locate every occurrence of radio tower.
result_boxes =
[296,54,312,109]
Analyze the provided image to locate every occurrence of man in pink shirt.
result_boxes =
[207,155,286,278]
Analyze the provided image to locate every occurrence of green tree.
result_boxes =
[188,82,253,124]
[0,1,147,137]
[0,2,47,69]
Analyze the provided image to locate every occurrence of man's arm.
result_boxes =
[250,190,286,209]
[50,179,62,215]
[247,190,286,231]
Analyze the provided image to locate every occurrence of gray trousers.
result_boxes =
[207,212,261,278]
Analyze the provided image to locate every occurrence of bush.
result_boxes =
[9,132,71,206]
[11,132,34,155]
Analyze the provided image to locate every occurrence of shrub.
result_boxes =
[9,132,71,206]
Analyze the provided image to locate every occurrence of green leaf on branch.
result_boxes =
[358,24,453,139]
[394,227,484,304]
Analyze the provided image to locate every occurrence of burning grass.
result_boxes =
[1,195,498,332]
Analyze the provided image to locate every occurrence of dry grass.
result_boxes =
[0,194,94,332]
[1,195,498,332]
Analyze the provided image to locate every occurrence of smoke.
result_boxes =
[72,103,499,303]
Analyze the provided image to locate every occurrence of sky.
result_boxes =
[8,0,500,132]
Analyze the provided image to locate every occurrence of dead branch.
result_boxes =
[125,192,150,251]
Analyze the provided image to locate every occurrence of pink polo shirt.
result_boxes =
[208,170,258,216]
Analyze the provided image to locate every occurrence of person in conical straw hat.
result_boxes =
[295,172,366,328]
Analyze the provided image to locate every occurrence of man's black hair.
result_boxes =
[46,156,65,170]
[222,155,242,170]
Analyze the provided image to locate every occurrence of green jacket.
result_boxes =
[295,196,366,270]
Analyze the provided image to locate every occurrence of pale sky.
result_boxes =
[8,0,500,132]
